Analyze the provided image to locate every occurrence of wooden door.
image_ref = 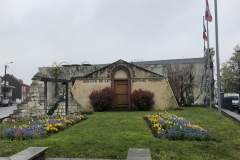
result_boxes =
[114,80,128,107]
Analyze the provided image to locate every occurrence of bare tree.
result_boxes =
[163,64,205,106]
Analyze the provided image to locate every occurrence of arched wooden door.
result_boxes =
[111,66,131,108]
[114,80,128,107]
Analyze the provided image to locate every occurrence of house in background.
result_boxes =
[1,80,15,100]
[2,74,30,101]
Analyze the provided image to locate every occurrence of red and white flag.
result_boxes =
[205,0,212,22]
[203,21,208,41]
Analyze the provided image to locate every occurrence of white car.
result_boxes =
[1,99,13,107]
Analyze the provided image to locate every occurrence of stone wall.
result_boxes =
[35,59,209,106]
[3,57,212,123]
[7,80,45,122]
[134,60,208,105]
[38,65,106,103]
[72,60,179,110]
[4,65,103,122]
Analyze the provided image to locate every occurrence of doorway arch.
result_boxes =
[111,66,131,108]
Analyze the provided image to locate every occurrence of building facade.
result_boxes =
[72,60,178,110]
[6,56,214,122]
[2,74,29,101]
[1,81,15,100]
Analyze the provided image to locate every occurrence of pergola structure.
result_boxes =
[40,78,71,115]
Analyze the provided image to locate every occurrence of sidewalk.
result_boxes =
[45,158,124,160]
[1,148,151,160]
[214,105,240,122]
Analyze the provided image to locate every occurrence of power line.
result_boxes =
[7,66,32,82]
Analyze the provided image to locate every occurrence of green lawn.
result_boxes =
[1,107,240,160]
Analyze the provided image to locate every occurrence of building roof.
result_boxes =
[132,57,206,65]
[92,57,206,66]
[6,74,26,86]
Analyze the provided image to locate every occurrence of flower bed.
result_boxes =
[1,114,87,140]
[144,111,213,141]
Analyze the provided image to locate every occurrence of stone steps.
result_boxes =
[4,147,48,160]
[0,148,152,160]
[127,148,152,160]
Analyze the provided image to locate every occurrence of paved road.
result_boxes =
[0,103,17,119]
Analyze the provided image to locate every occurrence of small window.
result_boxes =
[232,96,239,100]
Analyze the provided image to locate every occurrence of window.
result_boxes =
[2,88,10,92]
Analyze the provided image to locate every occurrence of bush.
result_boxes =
[130,89,155,111]
[88,87,115,111]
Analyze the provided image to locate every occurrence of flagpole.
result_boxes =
[214,0,222,118]
[206,20,212,109]
[203,16,208,106]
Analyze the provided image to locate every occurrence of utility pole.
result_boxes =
[236,49,240,98]
[214,0,222,118]
[4,65,7,99]
[3,62,13,99]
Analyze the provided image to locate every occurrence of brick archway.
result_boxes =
[111,66,131,108]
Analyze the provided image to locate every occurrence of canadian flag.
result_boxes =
[203,22,208,41]
[205,0,212,22]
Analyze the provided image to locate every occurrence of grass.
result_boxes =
[1,107,240,160]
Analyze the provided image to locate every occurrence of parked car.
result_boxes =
[1,99,13,107]
[237,98,240,113]
[224,93,239,108]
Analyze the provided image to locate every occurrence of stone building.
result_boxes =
[5,55,214,122]
[72,60,178,110]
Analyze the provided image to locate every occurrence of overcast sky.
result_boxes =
[0,0,240,85]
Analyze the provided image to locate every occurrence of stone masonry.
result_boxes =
[2,57,213,123]
[4,64,101,123]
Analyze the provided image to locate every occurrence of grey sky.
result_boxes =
[0,0,240,85]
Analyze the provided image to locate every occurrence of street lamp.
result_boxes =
[236,49,240,99]
[4,62,13,99]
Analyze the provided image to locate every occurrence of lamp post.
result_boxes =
[4,62,13,99]
[236,49,240,98]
